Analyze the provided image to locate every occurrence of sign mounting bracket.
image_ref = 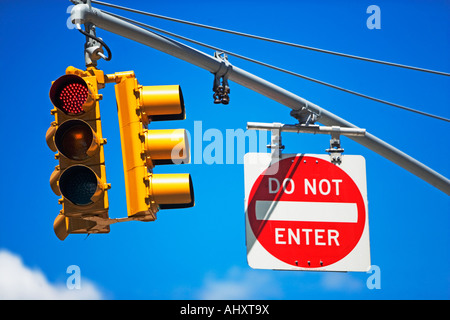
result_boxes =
[325,126,345,165]
[266,122,285,161]
[247,122,365,165]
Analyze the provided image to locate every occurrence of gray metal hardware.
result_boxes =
[212,52,231,104]
[265,123,285,160]
[325,126,345,165]
[247,122,365,165]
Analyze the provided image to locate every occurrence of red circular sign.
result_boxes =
[247,155,365,268]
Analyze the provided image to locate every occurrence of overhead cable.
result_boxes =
[103,11,450,123]
[91,0,450,77]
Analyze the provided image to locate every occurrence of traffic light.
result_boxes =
[113,71,194,220]
[46,66,110,240]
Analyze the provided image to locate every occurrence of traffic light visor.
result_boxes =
[145,129,190,165]
[53,215,69,241]
[50,74,93,114]
[140,85,185,122]
[59,165,102,206]
[150,173,195,209]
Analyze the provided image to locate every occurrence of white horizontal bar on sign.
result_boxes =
[255,201,358,223]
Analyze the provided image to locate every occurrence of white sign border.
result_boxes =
[244,153,371,272]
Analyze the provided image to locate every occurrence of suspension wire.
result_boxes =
[103,11,450,123]
[91,0,450,77]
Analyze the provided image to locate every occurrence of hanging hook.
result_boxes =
[212,52,231,105]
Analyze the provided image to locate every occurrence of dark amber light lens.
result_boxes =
[59,165,98,206]
[55,120,93,161]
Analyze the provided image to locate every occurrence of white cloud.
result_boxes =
[196,266,283,300]
[320,272,364,292]
[0,249,104,300]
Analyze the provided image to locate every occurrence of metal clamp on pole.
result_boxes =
[212,52,231,105]
[290,107,319,125]
[72,1,111,67]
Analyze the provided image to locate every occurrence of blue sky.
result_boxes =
[0,0,449,300]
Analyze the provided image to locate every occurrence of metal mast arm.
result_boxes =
[70,4,450,195]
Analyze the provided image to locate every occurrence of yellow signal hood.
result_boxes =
[139,85,185,123]
[150,173,194,209]
[144,129,190,165]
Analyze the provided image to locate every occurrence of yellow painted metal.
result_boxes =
[53,215,69,241]
[45,123,57,152]
[65,216,99,234]
[53,214,109,241]
[48,66,195,239]
[114,74,157,219]
[145,129,190,165]
[112,70,194,219]
[140,85,185,123]
[150,173,194,209]
[48,66,110,240]
[49,166,61,196]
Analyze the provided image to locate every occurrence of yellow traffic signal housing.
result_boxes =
[113,71,194,220]
[46,66,110,240]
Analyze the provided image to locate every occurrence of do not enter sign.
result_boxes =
[244,153,370,272]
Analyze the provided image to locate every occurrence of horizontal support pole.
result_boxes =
[247,122,366,137]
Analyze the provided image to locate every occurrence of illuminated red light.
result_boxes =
[59,83,89,114]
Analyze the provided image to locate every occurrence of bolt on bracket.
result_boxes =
[325,126,345,165]
[212,52,232,105]
[266,122,285,160]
